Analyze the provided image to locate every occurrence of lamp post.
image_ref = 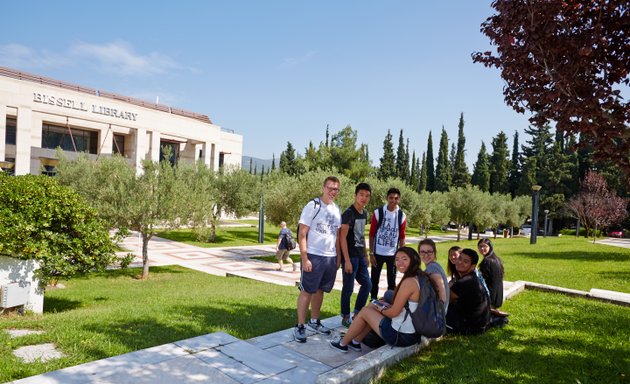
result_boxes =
[258,194,264,243]
[0,160,15,175]
[39,157,60,177]
[544,210,549,237]
[530,184,542,245]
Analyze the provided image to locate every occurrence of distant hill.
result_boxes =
[242,156,273,172]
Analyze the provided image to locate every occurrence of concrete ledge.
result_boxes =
[589,288,630,307]
[316,337,431,384]
[523,281,590,298]
[521,282,630,307]
[504,280,526,300]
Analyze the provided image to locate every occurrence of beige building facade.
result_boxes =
[0,66,242,175]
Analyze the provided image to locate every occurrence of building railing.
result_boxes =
[0,66,212,124]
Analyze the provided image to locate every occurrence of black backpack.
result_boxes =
[283,229,297,250]
[403,271,447,339]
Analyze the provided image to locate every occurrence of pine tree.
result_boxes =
[426,131,435,192]
[471,142,490,192]
[489,131,510,193]
[378,130,396,180]
[507,131,521,197]
[452,113,470,187]
[279,141,298,176]
[419,152,427,192]
[396,130,407,180]
[434,127,451,192]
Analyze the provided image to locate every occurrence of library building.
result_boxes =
[0,66,242,176]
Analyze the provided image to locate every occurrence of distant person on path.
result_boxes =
[446,248,491,335]
[275,221,297,272]
[418,239,449,311]
[339,183,373,327]
[477,238,508,317]
[293,176,342,343]
[329,247,422,352]
[369,187,407,300]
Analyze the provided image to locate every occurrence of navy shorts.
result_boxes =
[379,317,420,347]
[299,254,337,294]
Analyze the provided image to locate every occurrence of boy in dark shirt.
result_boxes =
[446,248,490,335]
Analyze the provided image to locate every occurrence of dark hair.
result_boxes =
[355,182,372,194]
[323,176,340,186]
[387,187,401,197]
[447,246,462,278]
[391,246,421,301]
[477,238,504,273]
[418,238,437,258]
[461,248,479,265]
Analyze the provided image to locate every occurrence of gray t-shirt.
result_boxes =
[425,261,450,311]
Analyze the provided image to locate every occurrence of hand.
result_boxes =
[344,262,353,274]
[370,255,376,267]
[302,259,313,272]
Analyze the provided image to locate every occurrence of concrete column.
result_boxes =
[150,131,160,162]
[0,105,6,161]
[202,142,211,167]
[133,127,147,174]
[15,107,32,175]
[99,124,113,155]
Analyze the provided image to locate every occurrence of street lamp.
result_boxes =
[0,160,15,175]
[530,184,542,245]
[544,209,549,238]
[39,157,60,177]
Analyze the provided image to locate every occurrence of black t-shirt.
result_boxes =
[479,254,504,308]
[447,272,490,333]
[341,205,367,258]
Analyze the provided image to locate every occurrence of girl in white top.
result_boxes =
[330,247,422,351]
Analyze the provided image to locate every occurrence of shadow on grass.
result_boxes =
[43,297,82,313]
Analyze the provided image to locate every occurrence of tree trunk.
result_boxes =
[208,222,217,243]
[142,232,150,279]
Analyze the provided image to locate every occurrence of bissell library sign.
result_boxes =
[33,92,139,121]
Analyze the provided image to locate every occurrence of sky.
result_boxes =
[0,1,533,168]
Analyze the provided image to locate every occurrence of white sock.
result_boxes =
[310,318,318,323]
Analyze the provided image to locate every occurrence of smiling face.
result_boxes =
[448,249,460,265]
[321,181,340,204]
[419,244,436,265]
[386,193,400,210]
[477,242,490,256]
[395,250,411,274]
[355,189,371,210]
[455,253,476,276]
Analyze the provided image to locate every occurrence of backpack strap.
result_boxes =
[376,205,385,232]
[397,209,404,240]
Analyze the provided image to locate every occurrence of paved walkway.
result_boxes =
[9,234,630,384]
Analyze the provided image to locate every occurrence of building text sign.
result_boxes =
[33,93,138,121]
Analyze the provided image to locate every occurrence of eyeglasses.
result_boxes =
[419,251,435,256]
[325,186,340,192]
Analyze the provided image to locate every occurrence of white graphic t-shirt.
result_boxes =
[299,198,341,257]
[373,206,407,256]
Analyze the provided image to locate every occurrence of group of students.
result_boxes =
[291,176,507,351]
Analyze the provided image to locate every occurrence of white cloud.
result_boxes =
[280,50,317,68]
[0,43,70,69]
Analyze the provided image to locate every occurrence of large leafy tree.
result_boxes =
[452,113,471,187]
[434,127,451,192]
[473,0,630,175]
[379,129,396,180]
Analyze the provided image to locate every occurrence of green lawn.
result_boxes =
[156,224,282,247]
[0,266,338,382]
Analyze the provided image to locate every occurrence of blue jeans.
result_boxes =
[341,256,372,316]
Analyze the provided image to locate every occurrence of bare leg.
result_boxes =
[342,306,384,344]
[297,291,312,324]
[310,290,324,319]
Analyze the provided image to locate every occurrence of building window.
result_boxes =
[219,152,225,168]
[42,123,98,154]
[113,134,125,155]
[159,141,179,165]
[5,117,16,145]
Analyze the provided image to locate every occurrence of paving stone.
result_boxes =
[174,332,240,353]
[217,340,295,375]
[195,348,267,384]
[97,354,238,384]
[13,343,64,363]
[6,329,45,338]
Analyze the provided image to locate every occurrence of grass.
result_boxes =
[377,290,630,384]
[0,266,341,382]
[156,224,282,247]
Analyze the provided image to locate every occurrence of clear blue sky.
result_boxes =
[1,1,532,167]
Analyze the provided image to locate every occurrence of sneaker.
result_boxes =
[329,339,348,353]
[293,324,307,343]
[348,340,362,352]
[307,319,332,335]
[341,315,352,328]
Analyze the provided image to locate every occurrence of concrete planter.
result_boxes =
[0,256,44,313]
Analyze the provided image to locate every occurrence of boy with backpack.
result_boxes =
[369,187,407,301]
[339,183,372,327]
[293,176,342,343]
[275,221,297,272]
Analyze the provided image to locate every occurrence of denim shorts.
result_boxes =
[379,317,420,347]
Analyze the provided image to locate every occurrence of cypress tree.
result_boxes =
[271,153,276,171]
[507,131,521,197]
[409,151,419,190]
[449,142,456,176]
[452,112,470,187]
[489,131,510,193]
[434,127,451,192]
[419,152,427,192]
[471,141,490,192]
[426,131,435,191]
[378,129,396,180]
[249,158,253,174]
[395,130,407,180]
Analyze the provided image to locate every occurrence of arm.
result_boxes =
[429,273,447,304]
[298,224,311,272]
[276,233,282,251]
[381,278,417,318]
[398,217,407,249]
[339,223,351,273]
[368,213,378,265]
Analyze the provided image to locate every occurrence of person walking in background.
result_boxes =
[293,176,342,343]
[477,238,509,319]
[339,183,372,327]
[275,221,297,272]
[369,187,406,300]
[446,248,491,335]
